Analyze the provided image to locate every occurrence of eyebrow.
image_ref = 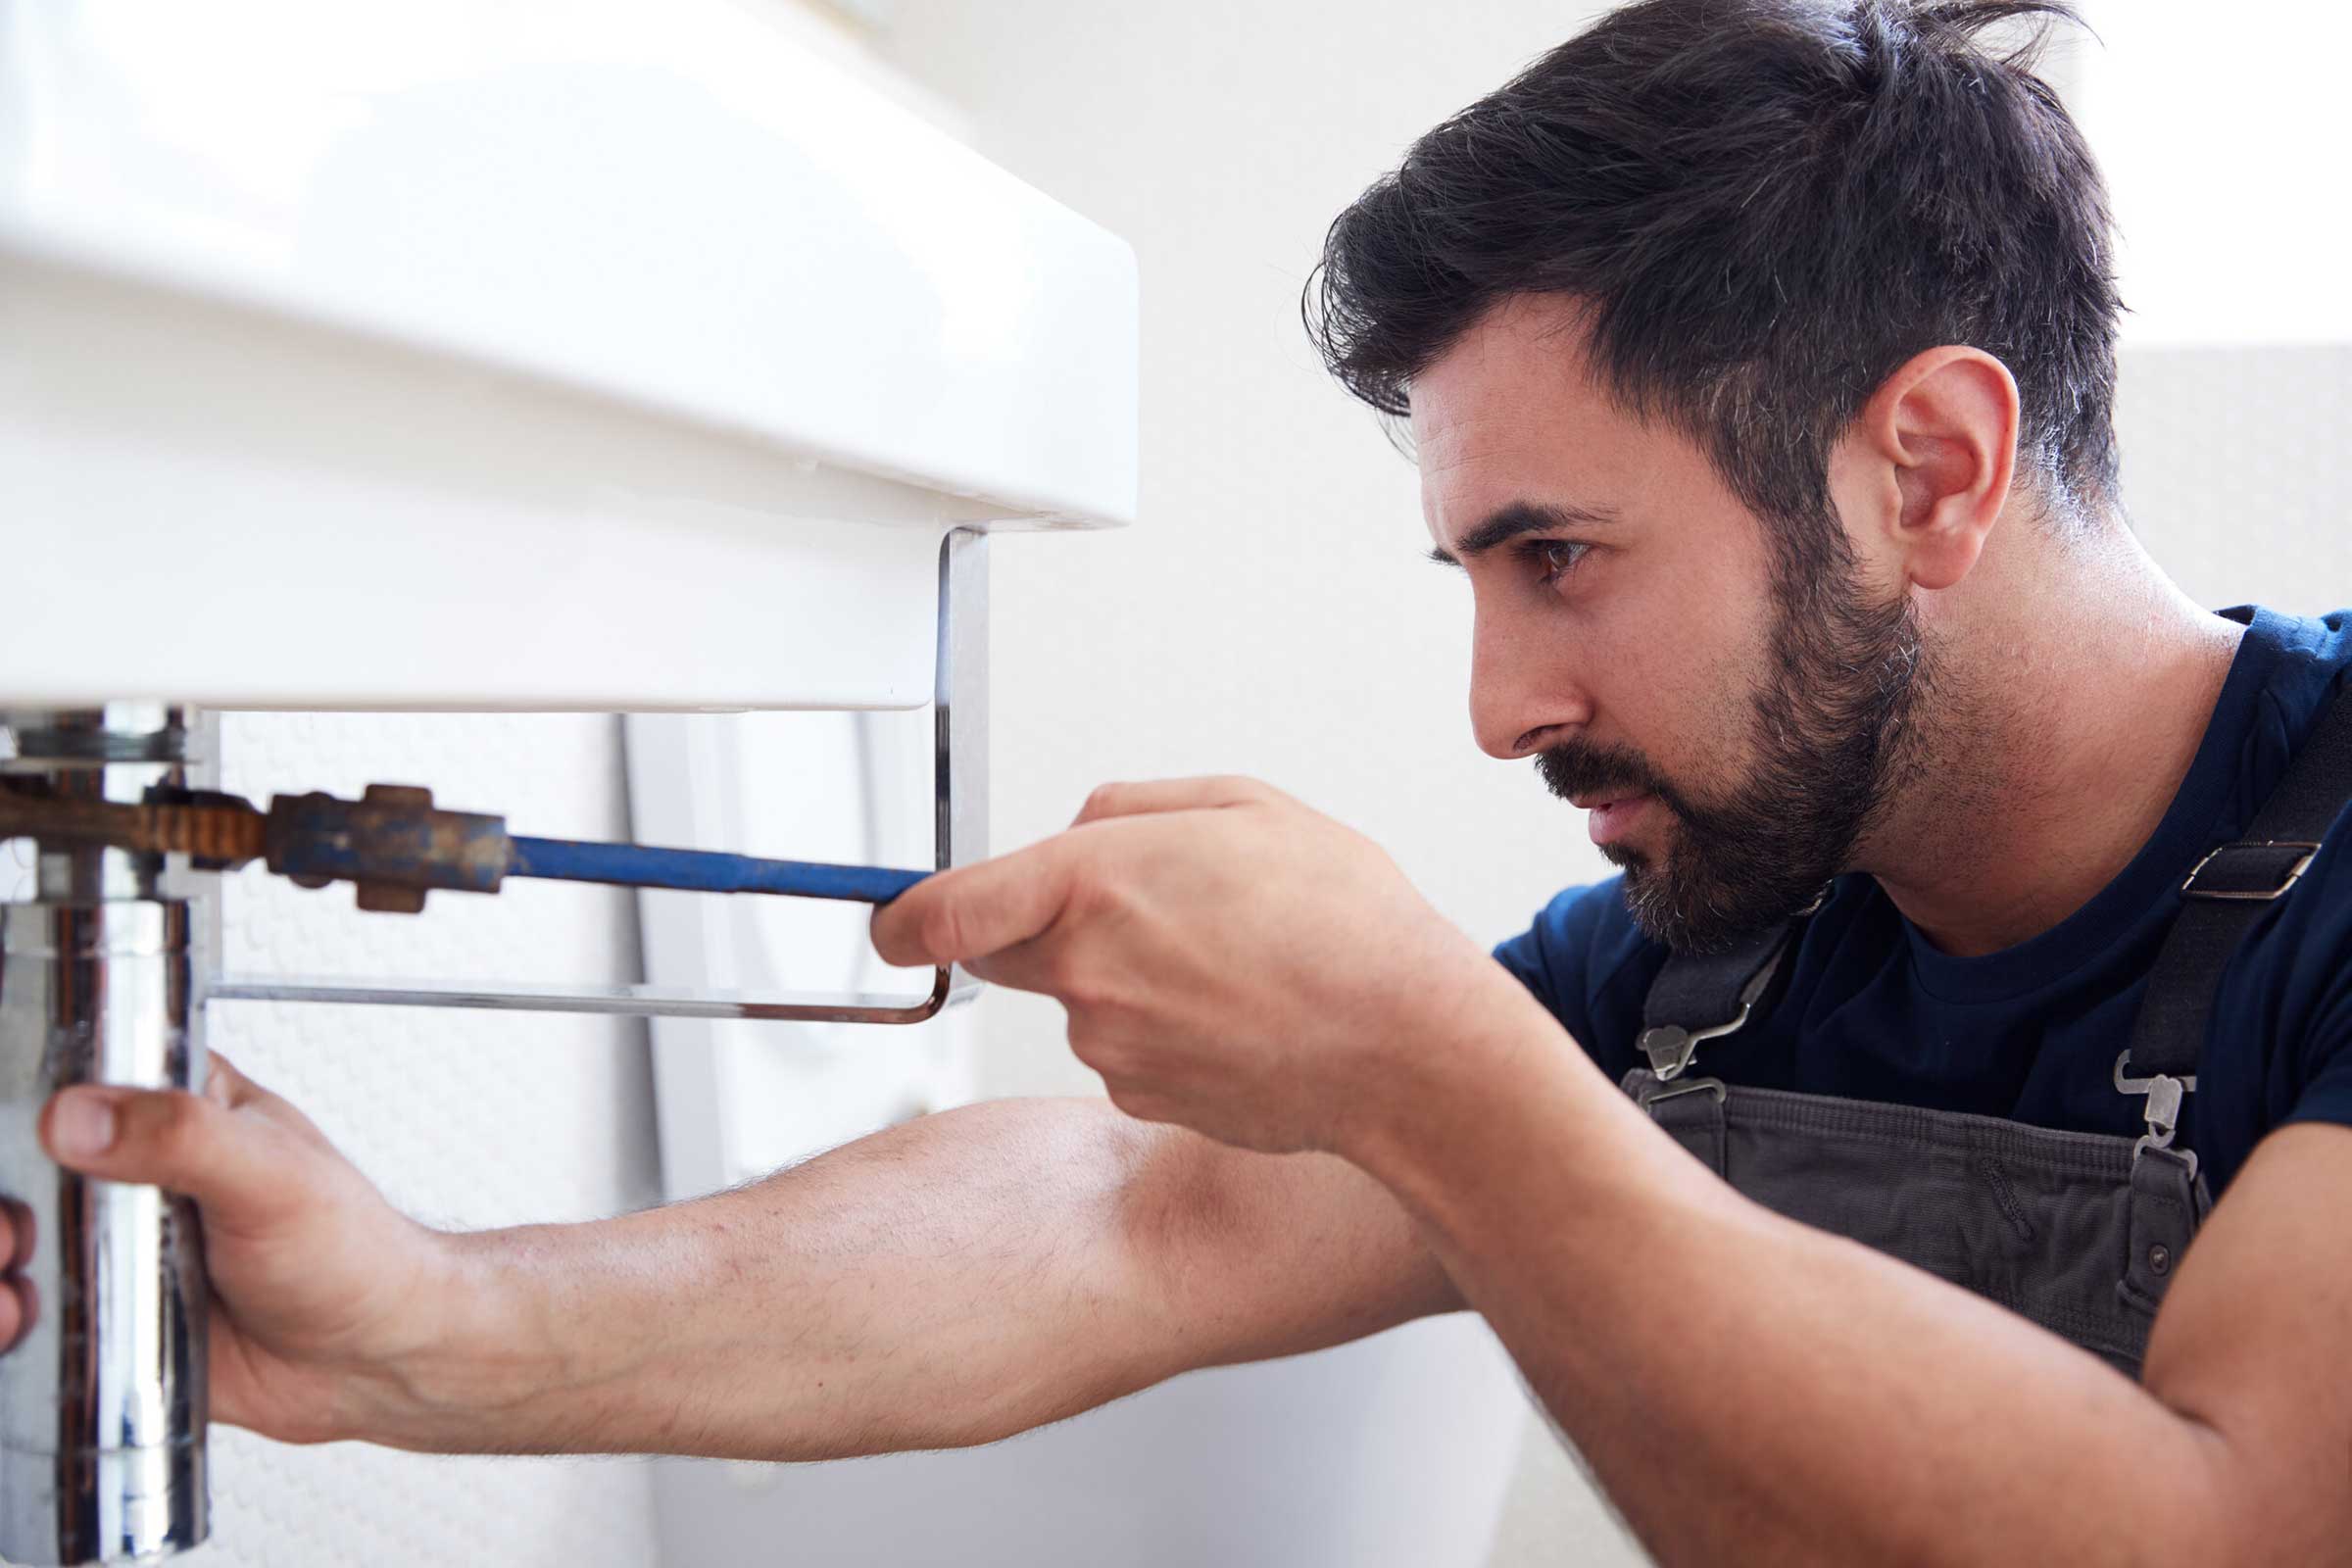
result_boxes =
[1426,500,1622,568]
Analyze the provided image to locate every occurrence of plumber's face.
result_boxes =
[1412,295,1923,952]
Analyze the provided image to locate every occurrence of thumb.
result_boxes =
[41,1083,298,1231]
[870,838,1080,969]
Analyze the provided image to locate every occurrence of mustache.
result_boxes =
[1534,742,1680,811]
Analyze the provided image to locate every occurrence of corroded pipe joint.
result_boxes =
[263,784,512,914]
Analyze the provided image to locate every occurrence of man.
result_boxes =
[8,0,2350,1561]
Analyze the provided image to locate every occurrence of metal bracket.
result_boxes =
[204,526,989,1025]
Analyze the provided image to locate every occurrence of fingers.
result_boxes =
[0,1197,25,1272]
[3,1055,285,1361]
[870,839,1081,969]
[1069,775,1277,828]
[962,931,1075,999]
[41,1081,300,1235]
[877,775,1284,969]
[0,1277,27,1356]
[202,1052,270,1110]
[876,774,1284,970]
[0,1198,27,1354]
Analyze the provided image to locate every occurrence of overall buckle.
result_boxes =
[2113,1051,2199,1184]
[2181,841,2320,901]
[1641,1006,1754,1082]
[1638,889,1828,1085]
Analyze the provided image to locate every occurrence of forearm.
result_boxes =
[1350,1002,2252,1567]
[358,1097,1198,1460]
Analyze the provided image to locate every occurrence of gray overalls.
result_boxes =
[1625,675,2351,1375]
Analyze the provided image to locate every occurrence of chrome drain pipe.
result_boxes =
[0,707,208,1566]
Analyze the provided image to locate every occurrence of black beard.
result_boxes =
[1535,536,1926,954]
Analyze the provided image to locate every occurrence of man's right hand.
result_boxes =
[3,1054,456,1446]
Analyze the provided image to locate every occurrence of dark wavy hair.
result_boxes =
[1304,0,2118,544]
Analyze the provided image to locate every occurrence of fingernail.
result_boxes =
[51,1095,118,1159]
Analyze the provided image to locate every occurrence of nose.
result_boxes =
[1468,605,1592,760]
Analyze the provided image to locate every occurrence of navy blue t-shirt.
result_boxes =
[1493,607,2352,1199]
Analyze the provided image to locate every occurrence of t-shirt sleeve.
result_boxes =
[1491,877,1661,1078]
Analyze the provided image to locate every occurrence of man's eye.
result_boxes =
[1520,539,1591,586]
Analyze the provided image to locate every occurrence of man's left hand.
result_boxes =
[868,776,1530,1155]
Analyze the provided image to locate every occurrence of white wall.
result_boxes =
[2113,347,2352,612]
[2071,1,2352,346]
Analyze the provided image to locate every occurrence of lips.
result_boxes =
[1586,792,1655,848]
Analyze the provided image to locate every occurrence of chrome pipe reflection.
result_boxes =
[0,708,208,1566]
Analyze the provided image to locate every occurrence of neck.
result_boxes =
[1858,518,2244,957]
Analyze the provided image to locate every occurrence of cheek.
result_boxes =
[1591,606,1773,789]
[1588,519,1757,686]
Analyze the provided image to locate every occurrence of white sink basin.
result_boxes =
[0,0,1136,710]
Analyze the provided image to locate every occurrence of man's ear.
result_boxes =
[1830,346,2020,593]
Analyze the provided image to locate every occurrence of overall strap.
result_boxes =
[1630,919,1804,1176]
[2121,675,2352,1106]
[1636,888,1824,1082]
